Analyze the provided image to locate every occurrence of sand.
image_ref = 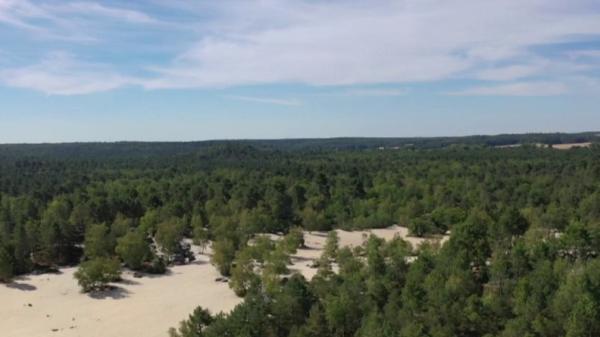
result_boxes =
[552,142,592,150]
[289,225,448,279]
[1,225,446,337]
[0,249,241,337]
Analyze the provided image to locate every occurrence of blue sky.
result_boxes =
[1,0,600,142]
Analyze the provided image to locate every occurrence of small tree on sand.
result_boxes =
[116,230,151,270]
[74,257,121,292]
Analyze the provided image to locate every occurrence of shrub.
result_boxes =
[116,230,151,270]
[74,257,121,292]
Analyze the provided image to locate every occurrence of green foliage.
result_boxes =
[282,227,305,254]
[408,216,435,237]
[0,244,14,283]
[323,231,339,261]
[2,137,600,336]
[74,257,121,292]
[146,256,167,274]
[192,225,210,254]
[229,248,259,297]
[115,230,151,270]
[169,307,214,337]
[155,219,185,258]
[84,223,114,259]
[211,239,236,276]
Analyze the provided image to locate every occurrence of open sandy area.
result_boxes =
[551,142,592,150]
[0,249,241,337]
[1,225,445,337]
[289,225,448,279]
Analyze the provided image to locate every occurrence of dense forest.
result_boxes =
[1,134,600,337]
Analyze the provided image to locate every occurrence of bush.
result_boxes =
[84,224,114,259]
[211,239,236,276]
[116,230,151,270]
[155,219,184,260]
[74,257,121,292]
[408,216,435,237]
[282,227,305,253]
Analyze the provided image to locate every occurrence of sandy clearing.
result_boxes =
[0,250,241,337]
[495,144,523,149]
[1,226,446,337]
[552,142,592,150]
[289,225,448,279]
[495,143,548,149]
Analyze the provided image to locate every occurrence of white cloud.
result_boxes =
[53,2,156,24]
[0,52,134,95]
[225,95,301,106]
[0,0,57,34]
[0,0,159,41]
[476,64,544,81]
[141,0,600,89]
[1,0,600,94]
[448,81,568,96]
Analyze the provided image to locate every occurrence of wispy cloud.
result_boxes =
[53,2,157,24]
[0,0,161,41]
[343,88,407,97]
[0,0,59,35]
[0,52,135,95]
[0,0,600,95]
[447,81,568,96]
[225,95,302,106]
[143,0,600,89]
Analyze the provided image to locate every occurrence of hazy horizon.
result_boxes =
[0,129,598,145]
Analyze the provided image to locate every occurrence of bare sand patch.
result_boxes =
[1,226,446,337]
[495,144,523,149]
[552,142,592,150]
[0,250,241,337]
[290,225,448,279]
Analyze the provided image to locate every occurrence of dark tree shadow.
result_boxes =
[189,259,207,266]
[311,232,329,237]
[140,269,173,279]
[31,267,62,275]
[6,282,37,291]
[291,255,316,262]
[297,245,320,251]
[88,286,130,300]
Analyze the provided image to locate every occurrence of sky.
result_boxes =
[1,0,600,143]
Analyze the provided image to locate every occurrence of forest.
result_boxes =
[1,134,600,337]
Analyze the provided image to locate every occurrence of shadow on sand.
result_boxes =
[290,255,316,263]
[138,269,174,279]
[6,282,37,291]
[188,259,208,266]
[88,286,130,300]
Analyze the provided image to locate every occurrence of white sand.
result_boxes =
[0,250,241,337]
